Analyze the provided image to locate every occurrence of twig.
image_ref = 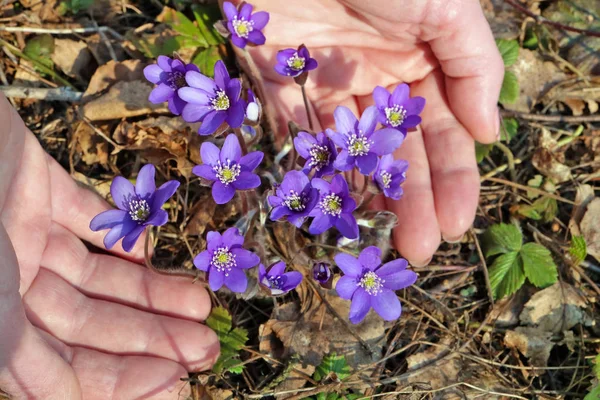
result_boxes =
[504,0,600,37]
[91,19,117,62]
[471,228,494,306]
[82,118,123,151]
[301,85,314,130]
[493,142,516,183]
[0,86,83,101]
[0,25,124,39]
[501,109,600,123]
[482,177,576,205]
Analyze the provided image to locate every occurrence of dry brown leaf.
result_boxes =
[532,128,573,183]
[83,59,146,99]
[71,121,109,166]
[51,39,92,81]
[489,286,535,328]
[71,171,112,199]
[580,198,600,262]
[86,34,128,65]
[505,327,554,368]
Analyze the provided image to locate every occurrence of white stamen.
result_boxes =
[211,90,230,111]
[347,134,371,157]
[358,271,385,296]
[308,144,330,171]
[211,246,236,275]
[380,171,392,189]
[286,52,306,71]
[213,159,241,185]
[385,105,407,127]
[283,190,306,211]
[128,199,150,222]
[232,16,254,38]
[319,193,343,217]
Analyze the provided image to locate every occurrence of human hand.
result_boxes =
[0,94,219,399]
[241,0,504,266]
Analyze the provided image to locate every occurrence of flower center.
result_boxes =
[287,53,306,71]
[213,159,241,185]
[308,144,330,171]
[232,17,253,38]
[385,105,407,127]
[167,71,187,90]
[267,275,284,289]
[380,171,392,189]
[212,246,236,274]
[320,193,342,217]
[128,198,150,222]
[347,134,371,157]
[211,90,230,111]
[283,190,306,212]
[358,271,385,296]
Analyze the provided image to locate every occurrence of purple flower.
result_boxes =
[194,227,260,293]
[274,45,318,78]
[335,247,417,324]
[268,170,318,228]
[313,262,332,288]
[327,106,404,175]
[193,134,263,204]
[258,261,303,295]
[293,131,337,178]
[223,1,269,49]
[373,84,425,135]
[90,164,180,252]
[143,56,199,115]
[374,155,409,200]
[179,60,245,136]
[309,174,358,239]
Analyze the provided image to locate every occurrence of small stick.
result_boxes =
[482,176,576,205]
[501,109,600,123]
[0,86,83,101]
[301,85,314,130]
[0,25,124,39]
[470,228,494,306]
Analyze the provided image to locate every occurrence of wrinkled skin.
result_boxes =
[243,0,503,265]
[0,94,219,399]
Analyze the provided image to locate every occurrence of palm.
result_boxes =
[241,0,504,265]
[0,96,218,399]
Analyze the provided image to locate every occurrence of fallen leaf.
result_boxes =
[83,59,146,100]
[580,198,600,262]
[71,171,112,199]
[51,38,92,81]
[532,128,573,183]
[71,121,109,166]
[505,327,554,368]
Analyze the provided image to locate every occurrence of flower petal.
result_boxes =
[222,227,243,247]
[270,205,290,221]
[185,71,216,92]
[212,181,236,204]
[143,64,164,84]
[206,231,222,251]
[148,83,174,103]
[239,2,253,19]
[122,225,146,252]
[359,246,382,270]
[225,101,245,129]
[103,219,137,250]
[181,104,212,123]
[336,213,359,239]
[220,133,242,163]
[247,30,266,45]
[382,270,418,290]
[145,209,168,227]
[401,115,422,129]
[371,290,401,321]
[358,106,379,137]
[201,141,221,165]
[251,11,270,29]
[326,128,348,148]
[231,248,260,269]
[334,253,362,276]
[90,209,127,231]
[193,250,211,271]
[224,268,247,293]
[178,87,210,104]
[355,153,378,175]
[276,48,296,64]
[369,128,405,155]
[135,164,156,199]
[258,263,267,282]
[308,212,334,235]
[111,176,136,211]
[208,269,225,291]
[213,60,230,90]
[231,34,247,49]
[192,164,217,181]
[269,261,286,276]
[333,150,355,172]
[390,83,410,105]
[336,275,358,299]
[349,288,371,324]
[232,172,260,190]
[287,214,307,228]
[274,63,290,77]
[333,106,358,135]
[281,170,309,194]
[152,180,180,209]
[239,151,263,171]
[282,271,303,292]
[168,95,186,115]
[311,177,331,194]
[226,78,242,102]
[342,196,356,213]
[404,96,426,115]
[198,111,227,135]
[223,1,238,20]
[157,55,172,72]
[305,58,318,71]
[294,131,316,158]
[372,86,390,109]
[330,174,349,196]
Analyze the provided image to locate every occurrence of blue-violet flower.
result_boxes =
[193,134,263,204]
[258,261,303,295]
[90,164,180,252]
[179,60,245,135]
[223,1,269,49]
[372,84,425,135]
[313,262,332,288]
[335,246,417,324]
[293,131,337,178]
[274,45,318,78]
[144,56,199,115]
[327,106,404,175]
[194,227,260,292]
[309,174,358,239]
[374,154,409,200]
[268,170,318,228]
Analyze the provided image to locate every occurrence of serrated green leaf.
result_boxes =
[501,117,519,142]
[517,197,557,222]
[206,306,232,337]
[489,251,526,299]
[585,384,600,400]
[527,175,544,199]
[482,223,523,257]
[570,235,587,265]
[220,327,248,354]
[314,353,351,382]
[164,9,209,48]
[499,71,519,104]
[23,34,55,70]
[520,243,558,288]
[220,357,244,374]
[496,39,519,67]
[593,353,600,379]
[192,4,226,46]
[193,46,222,77]
[475,142,493,163]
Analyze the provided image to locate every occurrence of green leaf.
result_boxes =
[593,353,600,379]
[523,27,539,49]
[501,117,519,142]
[164,9,209,48]
[314,353,351,382]
[206,306,232,336]
[220,327,248,355]
[192,4,226,46]
[192,46,222,77]
[23,34,55,70]
[499,71,520,104]
[520,243,558,288]
[585,384,600,400]
[496,39,519,67]
[569,236,588,265]
[482,223,523,257]
[516,197,557,222]
[489,251,526,299]
[527,175,544,199]
[475,142,493,163]
[220,358,244,374]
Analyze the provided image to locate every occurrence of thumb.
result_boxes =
[0,223,81,399]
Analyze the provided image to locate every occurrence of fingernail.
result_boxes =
[412,256,432,268]
[494,107,501,140]
[443,233,464,243]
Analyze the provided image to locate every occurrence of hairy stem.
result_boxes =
[301,85,314,130]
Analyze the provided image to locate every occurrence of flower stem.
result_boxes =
[234,128,249,155]
[144,227,203,279]
[301,85,314,130]
[360,192,376,211]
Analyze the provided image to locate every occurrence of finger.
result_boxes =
[427,0,503,143]
[38,330,191,400]
[23,268,220,371]
[0,94,25,212]
[41,223,211,321]
[46,155,148,262]
[0,223,81,399]
[418,71,480,242]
